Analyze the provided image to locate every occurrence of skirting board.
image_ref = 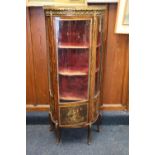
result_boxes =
[26,103,128,112]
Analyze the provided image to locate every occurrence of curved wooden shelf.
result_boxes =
[59,70,88,76]
[58,68,99,76]
[58,43,101,49]
[60,96,87,101]
[58,44,89,49]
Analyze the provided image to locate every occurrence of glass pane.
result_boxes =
[95,16,103,95]
[58,49,89,74]
[54,17,91,102]
[58,19,90,47]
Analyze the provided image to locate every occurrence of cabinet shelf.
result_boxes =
[59,68,99,76]
[59,69,88,76]
[58,44,89,49]
[60,95,86,101]
[58,43,101,49]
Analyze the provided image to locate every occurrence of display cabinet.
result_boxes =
[44,6,106,144]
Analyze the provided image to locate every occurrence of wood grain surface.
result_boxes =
[26,7,50,109]
[26,8,36,105]
[100,4,129,110]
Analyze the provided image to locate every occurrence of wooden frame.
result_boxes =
[115,0,129,34]
[26,0,87,7]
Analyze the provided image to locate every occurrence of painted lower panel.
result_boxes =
[59,104,87,125]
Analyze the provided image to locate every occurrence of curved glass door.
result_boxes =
[53,17,92,103]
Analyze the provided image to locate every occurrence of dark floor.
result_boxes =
[26,111,129,155]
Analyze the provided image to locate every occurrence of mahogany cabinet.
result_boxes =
[44,6,107,144]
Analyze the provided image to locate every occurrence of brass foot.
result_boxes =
[87,124,92,145]
[55,123,61,144]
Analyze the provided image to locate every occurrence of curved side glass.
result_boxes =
[95,15,103,96]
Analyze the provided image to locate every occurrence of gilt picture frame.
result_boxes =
[115,0,129,34]
[26,0,87,7]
